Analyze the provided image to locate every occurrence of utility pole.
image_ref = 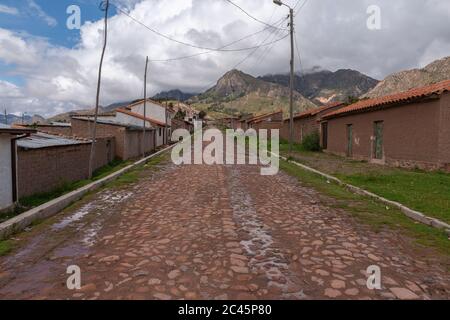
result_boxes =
[4,109,7,125]
[273,0,295,156]
[142,56,149,158]
[289,7,294,156]
[88,0,109,179]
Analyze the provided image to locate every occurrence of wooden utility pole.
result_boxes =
[142,56,149,158]
[88,0,109,179]
[289,7,294,156]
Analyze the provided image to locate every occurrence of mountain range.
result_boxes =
[0,114,46,125]
[363,56,450,98]
[10,55,450,123]
[260,69,379,105]
[152,89,197,102]
[189,69,318,117]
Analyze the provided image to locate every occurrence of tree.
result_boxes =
[198,110,207,119]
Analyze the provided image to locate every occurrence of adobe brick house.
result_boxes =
[280,102,345,144]
[246,110,283,131]
[115,108,167,147]
[71,117,156,160]
[17,133,114,198]
[171,118,194,134]
[119,99,173,144]
[0,124,35,211]
[322,80,450,171]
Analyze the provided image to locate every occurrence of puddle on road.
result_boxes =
[229,166,306,299]
[52,191,132,231]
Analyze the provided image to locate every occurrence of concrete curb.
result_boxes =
[0,144,177,241]
[276,153,450,236]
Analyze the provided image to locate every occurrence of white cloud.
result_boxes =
[27,0,57,27]
[0,0,449,117]
[0,4,19,15]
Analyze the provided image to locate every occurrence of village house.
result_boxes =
[0,124,35,212]
[321,79,450,171]
[171,118,194,134]
[71,117,156,160]
[119,99,173,145]
[23,122,73,136]
[16,132,115,198]
[115,108,167,147]
[233,110,283,132]
[280,102,346,144]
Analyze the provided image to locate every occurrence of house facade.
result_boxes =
[71,117,156,160]
[17,133,114,198]
[322,80,450,171]
[121,99,173,144]
[0,124,35,211]
[280,102,345,144]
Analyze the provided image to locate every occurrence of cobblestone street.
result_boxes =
[0,150,449,300]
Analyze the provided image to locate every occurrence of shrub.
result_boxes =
[301,132,321,151]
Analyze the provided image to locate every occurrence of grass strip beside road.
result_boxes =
[279,140,450,225]
[280,160,450,255]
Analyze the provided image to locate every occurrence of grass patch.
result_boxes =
[280,160,450,255]
[279,140,450,225]
[0,240,13,256]
[107,153,167,188]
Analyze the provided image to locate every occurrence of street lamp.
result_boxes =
[273,0,295,156]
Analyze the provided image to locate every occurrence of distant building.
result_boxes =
[231,111,283,132]
[119,99,174,144]
[321,80,450,171]
[0,124,35,211]
[280,102,345,144]
[71,117,156,160]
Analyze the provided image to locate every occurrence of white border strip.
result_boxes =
[275,153,450,236]
[0,144,177,241]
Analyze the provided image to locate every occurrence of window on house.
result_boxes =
[159,127,162,136]
[347,124,353,157]
[373,121,384,159]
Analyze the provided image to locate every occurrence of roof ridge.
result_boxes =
[324,79,450,119]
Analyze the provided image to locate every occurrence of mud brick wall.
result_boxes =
[17,137,115,198]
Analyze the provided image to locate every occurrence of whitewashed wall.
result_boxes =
[0,134,13,211]
[130,101,170,125]
[115,112,153,128]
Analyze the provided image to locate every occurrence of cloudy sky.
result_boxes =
[0,0,449,117]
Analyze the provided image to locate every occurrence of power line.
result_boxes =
[150,29,288,62]
[223,0,287,31]
[196,18,289,94]
[148,16,288,62]
[294,0,309,15]
[294,30,303,75]
[111,2,286,53]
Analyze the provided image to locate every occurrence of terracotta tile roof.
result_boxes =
[324,79,450,119]
[291,102,345,121]
[116,108,167,126]
[248,110,283,124]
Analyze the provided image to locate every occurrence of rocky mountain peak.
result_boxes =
[363,56,450,98]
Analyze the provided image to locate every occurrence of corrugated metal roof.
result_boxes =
[50,122,72,127]
[72,117,155,131]
[17,133,89,149]
[0,123,36,134]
